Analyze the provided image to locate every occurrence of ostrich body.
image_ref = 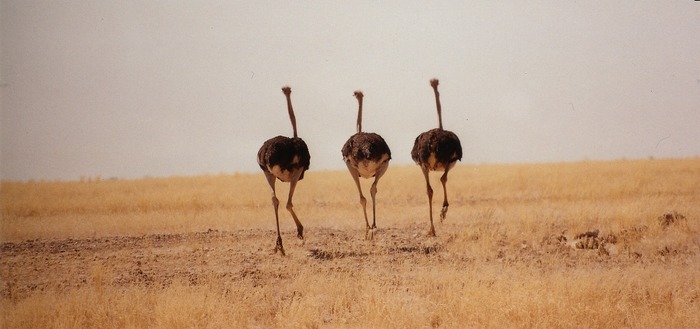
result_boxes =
[411,79,462,236]
[257,86,310,255]
[342,91,391,239]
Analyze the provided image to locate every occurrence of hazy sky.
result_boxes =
[2,1,699,181]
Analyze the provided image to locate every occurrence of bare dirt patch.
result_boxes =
[3,221,694,304]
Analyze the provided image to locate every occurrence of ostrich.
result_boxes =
[257,86,311,255]
[341,91,391,239]
[411,79,462,236]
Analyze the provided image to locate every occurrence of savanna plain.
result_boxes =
[1,158,699,328]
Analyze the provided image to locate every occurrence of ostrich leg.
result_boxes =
[369,161,389,230]
[421,166,436,237]
[345,162,371,238]
[263,171,285,256]
[439,165,452,222]
[286,171,304,240]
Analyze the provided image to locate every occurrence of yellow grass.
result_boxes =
[2,158,700,328]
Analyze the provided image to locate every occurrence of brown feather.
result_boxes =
[258,136,310,181]
[411,128,462,170]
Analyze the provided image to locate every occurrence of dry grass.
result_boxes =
[2,158,699,328]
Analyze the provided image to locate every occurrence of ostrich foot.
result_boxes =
[274,237,286,256]
[428,226,437,237]
[440,206,448,222]
[365,227,375,240]
[296,226,304,240]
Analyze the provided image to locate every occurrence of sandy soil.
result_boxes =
[1,225,437,298]
[4,221,687,303]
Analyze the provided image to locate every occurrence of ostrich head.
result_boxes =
[353,90,364,100]
[281,86,292,95]
[430,79,439,88]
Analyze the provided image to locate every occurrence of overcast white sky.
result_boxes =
[1,1,699,181]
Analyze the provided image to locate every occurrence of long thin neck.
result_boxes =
[433,86,443,130]
[356,97,363,133]
[285,94,298,138]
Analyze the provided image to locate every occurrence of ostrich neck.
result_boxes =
[285,95,298,138]
[434,89,443,130]
[356,98,363,133]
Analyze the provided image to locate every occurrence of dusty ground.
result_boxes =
[1,226,435,300]
[3,220,692,303]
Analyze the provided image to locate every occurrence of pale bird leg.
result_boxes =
[286,170,304,240]
[370,160,389,230]
[345,162,371,238]
[421,166,436,237]
[263,171,285,256]
[439,165,451,223]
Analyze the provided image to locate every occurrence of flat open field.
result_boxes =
[1,159,699,328]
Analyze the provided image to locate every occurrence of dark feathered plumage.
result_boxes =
[411,128,462,170]
[342,132,391,175]
[258,136,310,181]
